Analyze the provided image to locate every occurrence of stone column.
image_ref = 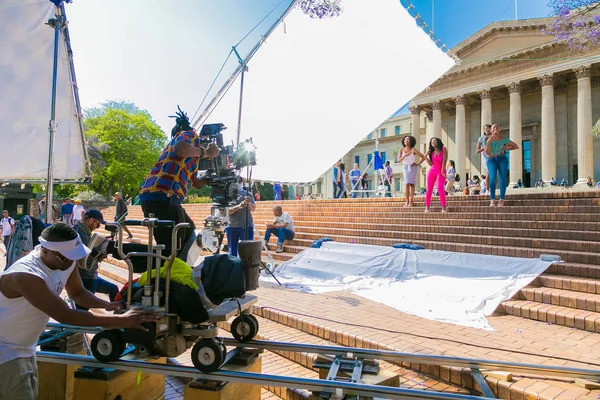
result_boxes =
[479,89,492,175]
[507,82,522,187]
[425,110,434,152]
[408,104,421,150]
[408,104,422,187]
[454,95,466,179]
[432,101,442,140]
[574,65,593,186]
[538,74,556,184]
[479,89,492,128]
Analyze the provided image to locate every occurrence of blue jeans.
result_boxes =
[77,277,119,310]
[333,181,344,199]
[487,155,509,200]
[350,180,359,198]
[264,227,295,245]
[225,226,254,257]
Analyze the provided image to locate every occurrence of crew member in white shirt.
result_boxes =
[0,223,159,400]
[264,205,295,253]
[71,199,85,226]
[1,210,15,250]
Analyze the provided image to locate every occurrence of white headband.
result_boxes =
[39,234,90,261]
[39,237,80,252]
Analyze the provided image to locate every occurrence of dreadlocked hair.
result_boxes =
[169,105,193,138]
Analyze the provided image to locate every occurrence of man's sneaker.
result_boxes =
[83,234,108,270]
[276,244,284,253]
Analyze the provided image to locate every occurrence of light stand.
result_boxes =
[44,13,66,223]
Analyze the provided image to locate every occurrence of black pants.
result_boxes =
[76,277,119,310]
[141,201,196,259]
[106,242,153,273]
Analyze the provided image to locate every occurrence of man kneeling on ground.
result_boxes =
[264,206,295,253]
[0,223,159,400]
[74,209,153,309]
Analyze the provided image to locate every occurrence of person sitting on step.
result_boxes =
[264,206,295,253]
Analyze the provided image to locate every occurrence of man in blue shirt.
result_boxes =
[349,163,361,198]
[332,160,342,199]
[226,178,256,257]
[59,199,74,226]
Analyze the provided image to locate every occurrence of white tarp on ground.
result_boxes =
[201,0,455,183]
[0,0,86,180]
[263,242,553,330]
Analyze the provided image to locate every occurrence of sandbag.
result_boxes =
[238,240,261,291]
[201,254,246,305]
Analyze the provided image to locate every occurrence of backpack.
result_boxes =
[201,254,246,305]
[455,174,461,183]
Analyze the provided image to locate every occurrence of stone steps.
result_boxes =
[535,274,600,294]
[255,227,600,253]
[271,224,600,242]
[501,299,600,333]
[546,262,600,279]
[96,193,600,339]
[519,286,600,313]
[252,293,600,400]
[260,236,600,265]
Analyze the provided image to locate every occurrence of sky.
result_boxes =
[64,0,553,134]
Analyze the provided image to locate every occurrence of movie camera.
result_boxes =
[197,123,257,253]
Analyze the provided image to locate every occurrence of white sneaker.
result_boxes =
[83,234,108,270]
[276,244,284,253]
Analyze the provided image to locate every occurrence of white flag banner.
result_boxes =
[202,0,455,183]
[0,0,87,181]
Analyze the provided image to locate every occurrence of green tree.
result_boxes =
[84,101,166,199]
[257,182,274,201]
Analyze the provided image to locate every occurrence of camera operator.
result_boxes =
[226,177,256,257]
[138,107,219,259]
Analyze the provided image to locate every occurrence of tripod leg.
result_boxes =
[261,261,282,286]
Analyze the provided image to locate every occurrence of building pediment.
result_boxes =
[450,19,555,72]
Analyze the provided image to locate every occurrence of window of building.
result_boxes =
[367,154,373,166]
[354,155,360,167]
[395,179,401,191]
[395,125,401,135]
[523,140,531,172]
[410,123,412,133]
[316,182,322,193]
[381,152,387,164]
[380,128,386,138]
[367,132,372,140]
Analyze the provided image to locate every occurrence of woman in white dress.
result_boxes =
[397,136,425,207]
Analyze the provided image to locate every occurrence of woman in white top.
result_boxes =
[397,135,425,207]
[445,160,456,196]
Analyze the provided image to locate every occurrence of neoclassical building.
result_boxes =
[313,14,600,198]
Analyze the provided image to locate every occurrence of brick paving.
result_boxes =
[251,285,600,400]
[4,191,600,399]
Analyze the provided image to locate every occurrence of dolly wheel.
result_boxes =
[91,330,124,363]
[191,338,225,373]
[231,315,259,343]
[219,342,227,359]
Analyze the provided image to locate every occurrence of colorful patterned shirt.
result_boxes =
[139,131,200,204]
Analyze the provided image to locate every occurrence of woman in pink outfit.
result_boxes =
[424,137,448,213]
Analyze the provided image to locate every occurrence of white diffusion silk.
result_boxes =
[202,0,455,183]
[0,0,86,180]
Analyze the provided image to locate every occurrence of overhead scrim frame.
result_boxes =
[194,0,456,184]
[0,0,90,219]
